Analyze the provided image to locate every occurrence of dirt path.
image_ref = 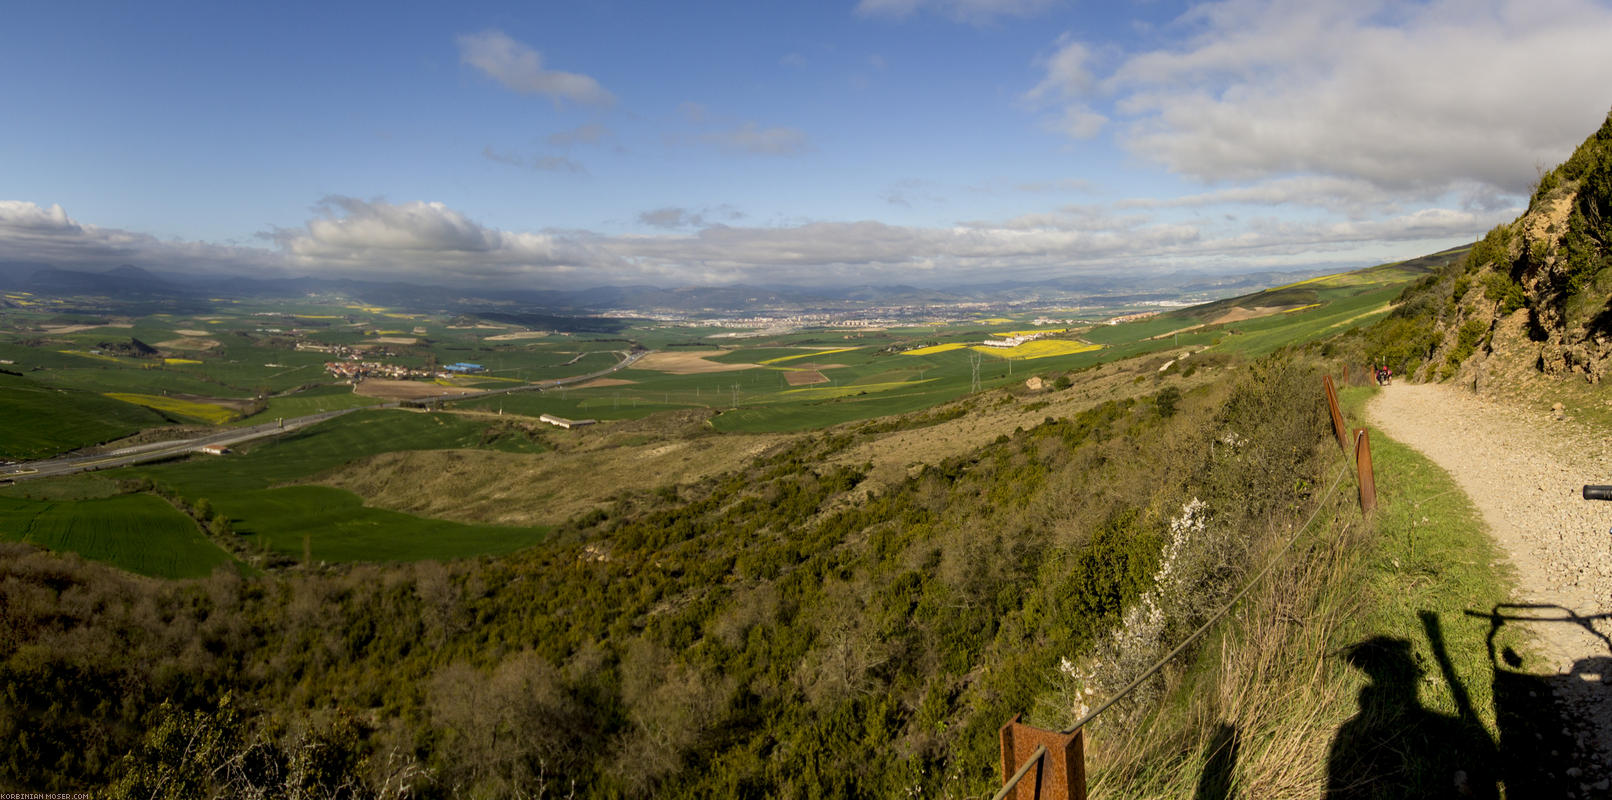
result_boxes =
[1369,383,1612,781]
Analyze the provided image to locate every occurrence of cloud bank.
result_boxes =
[1032,0,1612,195]
[0,194,1514,289]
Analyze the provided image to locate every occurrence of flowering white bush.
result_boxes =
[1048,497,1209,724]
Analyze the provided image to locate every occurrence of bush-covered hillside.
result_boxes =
[1,355,1331,798]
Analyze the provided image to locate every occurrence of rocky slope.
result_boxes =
[1428,108,1612,386]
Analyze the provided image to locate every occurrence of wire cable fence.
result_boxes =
[994,375,1374,800]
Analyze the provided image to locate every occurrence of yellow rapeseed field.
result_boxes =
[1283,303,1323,314]
[900,343,968,356]
[104,393,237,424]
[759,347,860,365]
[164,358,203,365]
[59,350,124,364]
[781,379,934,398]
[970,340,1102,360]
[1268,273,1338,291]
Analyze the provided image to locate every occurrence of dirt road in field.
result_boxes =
[1369,383,1612,784]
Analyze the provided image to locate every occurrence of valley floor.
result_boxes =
[1369,383,1612,785]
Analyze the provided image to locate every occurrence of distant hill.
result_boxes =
[1153,245,1467,333]
[7,258,1339,317]
[24,264,188,298]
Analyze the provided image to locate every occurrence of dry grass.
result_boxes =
[153,337,220,350]
[571,377,637,389]
[782,370,829,386]
[353,380,463,400]
[482,330,548,341]
[41,324,129,334]
[1210,306,1286,325]
[1087,500,1365,799]
[829,356,1224,489]
[316,411,787,525]
[1084,398,1528,798]
[630,350,756,374]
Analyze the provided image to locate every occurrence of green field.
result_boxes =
[0,493,239,578]
[123,409,549,495]
[0,373,168,459]
[241,384,384,423]
[66,410,557,564]
[0,254,1453,571]
[221,485,549,562]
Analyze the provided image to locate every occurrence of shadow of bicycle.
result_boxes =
[1326,606,1610,797]
[1468,603,1612,795]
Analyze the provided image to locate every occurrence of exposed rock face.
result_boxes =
[1439,109,1612,384]
[1521,114,1612,382]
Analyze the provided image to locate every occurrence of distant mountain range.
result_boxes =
[0,259,1342,316]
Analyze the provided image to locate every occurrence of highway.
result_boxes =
[2,349,648,484]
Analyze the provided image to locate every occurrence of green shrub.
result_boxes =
[1444,318,1489,372]
[1481,271,1527,314]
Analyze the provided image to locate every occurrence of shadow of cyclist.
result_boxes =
[1326,633,1499,799]
[1193,723,1240,800]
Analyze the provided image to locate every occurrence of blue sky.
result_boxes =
[4,0,1611,288]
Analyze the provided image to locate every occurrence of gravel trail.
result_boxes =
[1369,383,1612,785]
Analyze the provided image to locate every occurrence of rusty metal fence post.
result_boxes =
[1323,375,1348,454]
[1354,427,1376,513]
[997,716,1087,800]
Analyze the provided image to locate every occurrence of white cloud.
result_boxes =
[532,156,586,173]
[1014,178,1096,193]
[701,122,814,156]
[880,178,949,208]
[456,30,614,107]
[855,0,1061,23]
[0,201,80,235]
[1115,175,1442,219]
[0,200,285,275]
[1048,106,1107,140]
[678,102,708,123]
[1032,0,1612,195]
[271,197,607,283]
[1024,38,1107,138]
[481,146,525,167]
[546,124,611,147]
[639,207,704,229]
[1025,37,1097,103]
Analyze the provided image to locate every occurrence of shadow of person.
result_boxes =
[1193,723,1240,800]
[1326,636,1498,799]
